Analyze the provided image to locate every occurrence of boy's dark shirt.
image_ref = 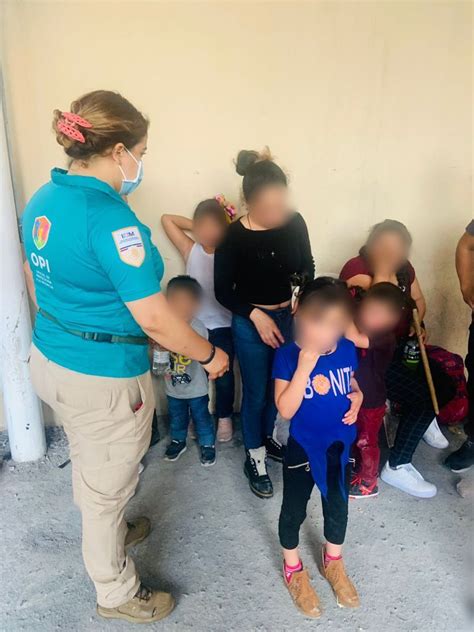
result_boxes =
[355,332,396,408]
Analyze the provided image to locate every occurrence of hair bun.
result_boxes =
[235,149,260,176]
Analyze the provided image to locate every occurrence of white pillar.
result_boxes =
[0,89,46,461]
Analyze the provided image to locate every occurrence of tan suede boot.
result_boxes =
[97,584,175,623]
[125,517,151,551]
[284,567,322,618]
[321,549,360,608]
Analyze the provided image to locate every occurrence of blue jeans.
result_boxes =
[167,395,215,446]
[232,307,293,450]
[208,327,235,419]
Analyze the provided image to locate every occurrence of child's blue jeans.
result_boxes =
[167,394,215,446]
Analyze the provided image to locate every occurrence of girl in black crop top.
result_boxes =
[215,148,314,499]
[215,211,314,319]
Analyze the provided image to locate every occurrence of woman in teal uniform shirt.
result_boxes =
[22,90,228,624]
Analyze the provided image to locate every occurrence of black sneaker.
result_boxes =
[200,445,216,467]
[349,474,379,499]
[265,436,284,462]
[164,440,187,461]
[444,439,474,473]
[244,447,273,498]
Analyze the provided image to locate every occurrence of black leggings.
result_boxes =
[278,438,350,549]
[386,343,456,467]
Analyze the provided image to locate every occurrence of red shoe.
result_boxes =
[349,475,379,499]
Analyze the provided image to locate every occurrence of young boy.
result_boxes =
[346,283,406,498]
[164,275,216,466]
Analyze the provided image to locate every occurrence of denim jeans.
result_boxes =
[167,394,215,446]
[232,307,293,450]
[208,327,235,419]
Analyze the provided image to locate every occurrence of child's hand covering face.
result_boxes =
[297,349,320,375]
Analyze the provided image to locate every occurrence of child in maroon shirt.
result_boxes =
[346,283,406,498]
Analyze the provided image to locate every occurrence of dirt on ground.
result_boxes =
[0,421,472,632]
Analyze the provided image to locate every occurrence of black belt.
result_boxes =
[38,308,148,346]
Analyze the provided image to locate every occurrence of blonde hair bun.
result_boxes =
[51,90,148,161]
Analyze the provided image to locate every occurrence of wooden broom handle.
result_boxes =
[412,308,439,415]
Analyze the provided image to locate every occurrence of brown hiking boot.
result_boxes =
[125,517,151,551]
[321,549,360,608]
[284,567,322,618]
[97,584,175,623]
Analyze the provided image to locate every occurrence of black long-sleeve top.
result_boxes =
[214,212,315,318]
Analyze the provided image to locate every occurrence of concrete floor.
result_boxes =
[0,421,472,632]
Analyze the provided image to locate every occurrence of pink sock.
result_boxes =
[284,560,302,583]
[324,550,342,568]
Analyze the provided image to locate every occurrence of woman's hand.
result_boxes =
[250,308,285,349]
[343,376,363,425]
[203,346,229,380]
[297,349,320,375]
[409,324,428,344]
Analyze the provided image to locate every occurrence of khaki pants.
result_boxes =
[29,344,154,608]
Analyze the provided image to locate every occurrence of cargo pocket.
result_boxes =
[132,374,154,450]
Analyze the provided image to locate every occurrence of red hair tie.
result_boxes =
[57,111,92,144]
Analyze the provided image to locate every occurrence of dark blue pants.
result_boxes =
[232,307,293,450]
[208,327,235,419]
[167,394,215,446]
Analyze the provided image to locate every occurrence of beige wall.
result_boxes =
[1,1,472,427]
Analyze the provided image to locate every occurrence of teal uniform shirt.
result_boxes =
[22,168,164,378]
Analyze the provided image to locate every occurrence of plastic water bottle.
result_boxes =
[402,338,420,370]
[152,346,170,376]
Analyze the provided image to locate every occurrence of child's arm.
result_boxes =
[342,375,363,425]
[161,214,195,262]
[345,321,369,349]
[275,350,319,419]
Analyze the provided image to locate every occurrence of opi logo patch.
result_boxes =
[32,216,52,250]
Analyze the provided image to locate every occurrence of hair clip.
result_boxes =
[61,112,92,128]
[57,111,92,143]
[215,194,237,222]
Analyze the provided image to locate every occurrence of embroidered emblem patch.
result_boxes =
[312,374,331,395]
[112,226,145,268]
[32,216,52,250]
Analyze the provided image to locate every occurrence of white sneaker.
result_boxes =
[423,418,449,449]
[380,462,437,498]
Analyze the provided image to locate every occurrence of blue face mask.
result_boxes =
[119,148,143,196]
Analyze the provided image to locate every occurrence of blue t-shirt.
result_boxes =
[22,168,164,378]
[272,337,358,497]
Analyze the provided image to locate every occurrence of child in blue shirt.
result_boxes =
[272,277,363,618]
